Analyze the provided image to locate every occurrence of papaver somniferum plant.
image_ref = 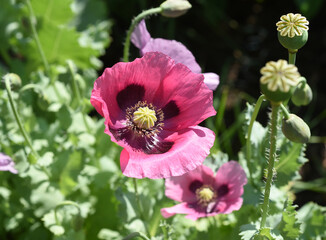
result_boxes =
[161,161,247,220]
[1,0,325,239]
[90,52,216,179]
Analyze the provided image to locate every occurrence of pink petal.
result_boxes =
[161,202,220,220]
[131,20,151,49]
[217,197,244,214]
[120,126,215,179]
[90,52,175,125]
[203,73,220,91]
[142,38,202,74]
[153,63,216,130]
[0,153,18,174]
[165,165,215,202]
[215,161,247,200]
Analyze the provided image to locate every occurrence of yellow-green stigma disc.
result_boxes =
[133,107,157,129]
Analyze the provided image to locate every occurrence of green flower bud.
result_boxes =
[160,0,192,18]
[276,13,309,51]
[2,73,22,90]
[282,114,311,143]
[291,78,313,106]
[260,60,300,103]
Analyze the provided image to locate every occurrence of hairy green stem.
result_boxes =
[26,0,50,75]
[123,7,162,62]
[133,178,151,237]
[260,103,280,228]
[123,232,150,240]
[246,94,265,184]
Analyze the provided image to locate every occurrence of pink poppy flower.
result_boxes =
[161,161,247,220]
[90,52,216,179]
[131,20,219,91]
[0,153,18,174]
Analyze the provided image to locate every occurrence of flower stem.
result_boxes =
[123,7,162,62]
[4,75,51,178]
[133,178,151,237]
[288,50,297,65]
[123,232,150,240]
[246,94,265,184]
[260,102,280,228]
[26,0,50,75]
[4,76,39,159]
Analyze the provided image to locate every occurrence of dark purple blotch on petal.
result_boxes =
[116,84,145,110]
[162,100,180,120]
[217,184,229,197]
[109,127,173,154]
[188,180,203,193]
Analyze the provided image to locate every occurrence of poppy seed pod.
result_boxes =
[276,13,309,51]
[160,0,192,18]
[260,60,300,103]
[282,114,311,143]
[291,80,313,106]
[2,73,22,90]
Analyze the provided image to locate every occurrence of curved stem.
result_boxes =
[133,178,151,237]
[26,0,50,75]
[5,76,39,159]
[5,75,51,178]
[260,103,280,228]
[246,94,266,184]
[54,201,81,225]
[288,49,297,65]
[123,232,150,240]
[123,7,162,62]
[280,103,290,120]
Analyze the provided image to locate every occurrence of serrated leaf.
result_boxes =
[297,202,326,240]
[240,223,259,240]
[275,199,301,239]
[38,151,54,167]
[275,142,308,187]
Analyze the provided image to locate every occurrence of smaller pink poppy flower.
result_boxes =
[0,153,18,174]
[161,161,247,220]
[131,20,219,91]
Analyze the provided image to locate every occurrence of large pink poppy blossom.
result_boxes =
[131,20,219,91]
[91,52,216,179]
[161,161,247,220]
[0,153,18,174]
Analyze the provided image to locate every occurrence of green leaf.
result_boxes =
[297,202,326,240]
[31,0,74,25]
[98,229,123,240]
[275,142,308,187]
[275,199,301,239]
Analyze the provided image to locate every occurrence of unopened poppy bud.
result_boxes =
[2,73,22,90]
[160,0,192,18]
[291,78,313,106]
[260,60,300,103]
[276,13,309,51]
[282,114,310,143]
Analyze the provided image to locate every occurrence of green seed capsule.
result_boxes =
[291,81,313,106]
[278,30,308,51]
[282,114,311,143]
